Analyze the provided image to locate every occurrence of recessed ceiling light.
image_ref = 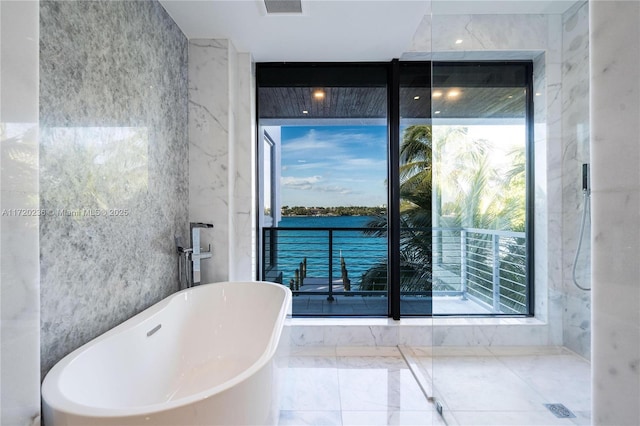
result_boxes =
[432,91,443,98]
[414,96,420,100]
[434,110,441,114]
[302,110,309,114]
[535,92,541,96]
[313,90,325,100]
[455,39,463,44]
[447,89,461,98]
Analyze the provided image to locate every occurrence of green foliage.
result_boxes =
[435,126,525,231]
[361,125,436,292]
[281,205,386,217]
[361,123,527,305]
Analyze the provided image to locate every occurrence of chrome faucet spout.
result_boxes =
[189,222,214,287]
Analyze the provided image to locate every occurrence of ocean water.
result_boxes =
[273,216,387,286]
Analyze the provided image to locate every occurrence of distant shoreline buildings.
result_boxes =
[281,205,387,217]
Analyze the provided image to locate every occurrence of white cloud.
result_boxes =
[282,128,384,154]
[281,175,322,190]
[280,126,387,206]
[281,175,353,195]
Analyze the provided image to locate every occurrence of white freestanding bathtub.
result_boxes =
[42,281,292,426]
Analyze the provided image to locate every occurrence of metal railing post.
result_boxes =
[460,229,468,300]
[327,229,334,302]
[492,234,501,313]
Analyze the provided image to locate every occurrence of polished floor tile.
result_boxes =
[430,356,550,411]
[451,410,576,426]
[279,346,591,426]
[279,410,342,426]
[418,347,591,426]
[337,357,431,411]
[280,356,341,411]
[497,354,591,412]
[342,410,445,426]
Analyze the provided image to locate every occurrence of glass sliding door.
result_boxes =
[430,62,533,316]
[257,63,389,316]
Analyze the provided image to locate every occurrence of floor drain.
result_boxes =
[544,403,576,418]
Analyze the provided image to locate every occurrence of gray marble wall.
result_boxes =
[1,2,41,424]
[590,1,640,424]
[39,0,189,376]
[561,1,591,359]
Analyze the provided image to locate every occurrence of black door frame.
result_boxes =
[255,60,534,319]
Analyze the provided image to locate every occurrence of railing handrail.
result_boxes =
[266,225,524,236]
[264,226,379,232]
[262,224,528,314]
[464,227,525,238]
[264,226,463,233]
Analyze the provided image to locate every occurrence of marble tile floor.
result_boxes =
[278,346,591,426]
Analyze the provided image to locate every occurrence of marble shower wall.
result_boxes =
[0,2,41,424]
[590,1,640,424]
[561,1,591,359]
[188,40,254,283]
[39,0,189,376]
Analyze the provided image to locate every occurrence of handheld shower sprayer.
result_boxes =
[582,163,590,194]
[572,163,591,291]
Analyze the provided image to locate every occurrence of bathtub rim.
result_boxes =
[41,280,292,419]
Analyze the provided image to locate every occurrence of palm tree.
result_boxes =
[361,125,435,292]
[437,139,528,312]
[360,124,527,308]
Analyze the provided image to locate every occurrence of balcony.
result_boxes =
[262,226,528,316]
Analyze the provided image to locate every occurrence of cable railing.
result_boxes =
[461,228,528,314]
[262,225,528,314]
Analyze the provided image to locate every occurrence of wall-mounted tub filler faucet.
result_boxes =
[175,223,214,289]
[190,222,214,287]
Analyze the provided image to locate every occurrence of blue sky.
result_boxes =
[280,125,387,207]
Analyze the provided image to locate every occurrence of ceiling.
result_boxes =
[258,86,526,120]
[159,0,580,62]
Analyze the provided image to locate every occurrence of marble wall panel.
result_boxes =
[188,40,254,283]
[232,54,256,280]
[471,14,549,51]
[590,2,640,423]
[39,0,189,377]
[423,13,551,54]
[0,1,41,424]
[561,1,591,359]
[289,319,551,348]
[532,53,552,325]
[188,39,230,283]
[406,14,432,54]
